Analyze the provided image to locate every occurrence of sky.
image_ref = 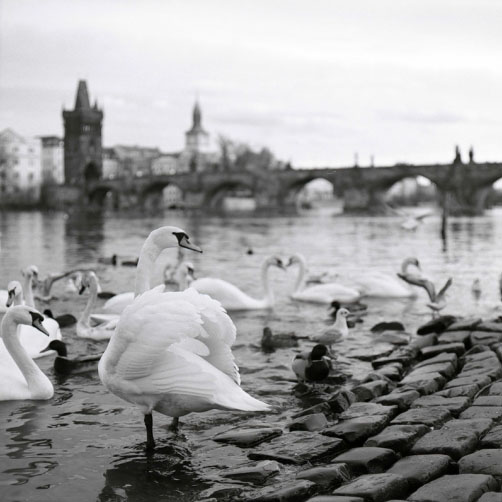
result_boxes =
[1,0,502,167]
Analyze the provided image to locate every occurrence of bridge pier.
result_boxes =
[343,187,388,215]
[440,186,488,216]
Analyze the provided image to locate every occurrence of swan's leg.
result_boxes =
[144,413,155,450]
[168,417,180,432]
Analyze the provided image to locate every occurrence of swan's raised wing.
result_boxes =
[397,273,436,301]
[436,277,453,300]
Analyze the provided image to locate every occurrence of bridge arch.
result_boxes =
[383,175,439,208]
[281,176,340,211]
[140,181,185,210]
[204,179,256,211]
[87,185,119,210]
[84,161,100,183]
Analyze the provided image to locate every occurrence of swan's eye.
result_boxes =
[30,311,44,323]
[8,289,14,296]
[173,232,189,244]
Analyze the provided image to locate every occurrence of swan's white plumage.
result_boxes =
[99,287,267,417]
[353,272,415,298]
[102,292,135,315]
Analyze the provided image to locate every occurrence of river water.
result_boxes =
[0,208,501,501]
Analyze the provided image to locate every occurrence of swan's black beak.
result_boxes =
[179,235,202,253]
[6,290,14,307]
[30,312,50,336]
[79,285,86,295]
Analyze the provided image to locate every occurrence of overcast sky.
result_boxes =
[1,0,501,167]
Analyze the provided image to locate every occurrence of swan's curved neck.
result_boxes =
[22,276,35,308]
[261,261,275,305]
[134,238,163,296]
[401,258,416,275]
[3,317,47,390]
[293,256,307,294]
[79,281,98,327]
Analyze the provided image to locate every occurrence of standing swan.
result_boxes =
[99,226,269,450]
[288,254,361,304]
[189,255,286,311]
[0,306,53,401]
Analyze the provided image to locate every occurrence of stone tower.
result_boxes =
[185,100,209,154]
[63,80,103,185]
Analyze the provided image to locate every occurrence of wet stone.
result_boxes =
[436,384,479,399]
[222,460,281,484]
[459,449,502,482]
[410,428,478,460]
[374,332,409,346]
[476,321,502,332]
[438,330,472,345]
[374,390,420,410]
[398,372,446,395]
[293,402,332,419]
[244,479,317,502]
[351,380,388,402]
[248,432,346,465]
[411,395,471,417]
[415,352,458,369]
[463,352,500,366]
[471,331,502,346]
[479,425,502,448]
[408,474,498,502]
[339,402,398,421]
[459,406,502,421]
[444,374,491,390]
[289,413,329,432]
[489,382,502,395]
[409,333,437,350]
[323,415,389,444]
[332,473,409,502]
[464,349,498,361]
[328,390,356,414]
[446,318,482,331]
[364,424,429,454]
[459,367,502,381]
[376,363,403,381]
[371,321,406,333]
[417,315,456,335]
[406,361,456,378]
[421,343,466,358]
[441,418,494,437]
[478,493,502,502]
[350,345,394,362]
[331,447,398,474]
[387,454,452,491]
[474,396,502,407]
[391,407,452,428]
[214,427,283,448]
[306,497,365,502]
[297,464,352,489]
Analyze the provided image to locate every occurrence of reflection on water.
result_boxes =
[1,208,502,500]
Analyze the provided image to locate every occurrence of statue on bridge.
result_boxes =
[454,145,462,164]
[469,146,474,163]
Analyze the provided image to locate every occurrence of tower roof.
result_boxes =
[186,100,207,135]
[75,80,91,109]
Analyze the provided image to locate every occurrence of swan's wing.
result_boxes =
[397,273,436,301]
[190,278,251,307]
[437,277,453,300]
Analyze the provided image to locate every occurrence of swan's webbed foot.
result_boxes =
[144,413,156,451]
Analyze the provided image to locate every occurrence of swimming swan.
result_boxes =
[0,306,53,401]
[98,226,268,450]
[287,253,360,304]
[189,255,286,311]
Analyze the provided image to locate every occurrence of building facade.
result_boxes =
[40,136,64,184]
[0,128,42,205]
[62,80,103,185]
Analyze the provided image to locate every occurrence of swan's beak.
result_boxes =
[79,285,86,295]
[31,315,50,337]
[179,235,202,253]
[6,290,14,307]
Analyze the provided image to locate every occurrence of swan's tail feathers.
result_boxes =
[216,387,270,412]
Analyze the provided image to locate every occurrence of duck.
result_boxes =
[43,309,77,328]
[353,258,419,298]
[0,306,53,401]
[312,307,350,348]
[260,326,308,352]
[287,253,361,304]
[120,257,139,267]
[98,225,269,450]
[292,344,332,383]
[41,340,102,375]
[98,254,118,266]
[77,272,119,341]
[189,255,286,311]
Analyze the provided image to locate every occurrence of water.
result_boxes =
[0,208,501,501]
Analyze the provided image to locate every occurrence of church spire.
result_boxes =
[75,80,91,109]
[187,100,206,134]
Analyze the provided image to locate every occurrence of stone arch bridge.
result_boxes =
[48,161,502,215]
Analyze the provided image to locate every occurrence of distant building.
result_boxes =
[0,128,42,205]
[63,80,103,185]
[151,154,180,176]
[110,145,162,178]
[40,136,64,184]
[102,147,120,179]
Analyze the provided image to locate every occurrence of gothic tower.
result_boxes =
[185,100,209,154]
[63,80,103,185]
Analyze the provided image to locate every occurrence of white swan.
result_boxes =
[6,280,24,307]
[312,307,350,348]
[189,255,286,311]
[0,265,39,313]
[77,272,119,341]
[99,225,268,450]
[0,306,53,401]
[287,253,361,304]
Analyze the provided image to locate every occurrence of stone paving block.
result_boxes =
[477,493,502,502]
[293,402,333,419]
[331,447,398,474]
[474,395,502,407]
[248,432,346,465]
[289,413,329,432]
[417,315,456,335]
[408,474,498,502]
[459,449,502,482]
[460,406,502,421]
[364,424,429,454]
[415,352,458,369]
[421,343,466,358]
[306,497,365,502]
[332,473,409,502]
[328,390,356,414]
[462,354,500,368]
[391,407,452,427]
[458,367,502,380]
[441,419,494,437]
[339,402,398,421]
[439,330,472,345]
[489,382,502,395]
[446,318,482,331]
[373,390,420,410]
[399,378,442,395]
[436,384,479,399]
[479,425,502,448]
[387,454,451,490]
[471,331,502,346]
[243,479,317,501]
[372,355,414,368]
[322,416,389,443]
[400,371,446,387]
[405,362,456,380]
[222,460,281,483]
[214,427,283,447]
[351,380,388,402]
[409,428,478,460]
[297,464,352,489]
[409,333,437,350]
[476,322,502,332]
[463,349,498,362]
[411,395,471,417]
[444,374,491,390]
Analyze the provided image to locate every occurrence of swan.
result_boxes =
[189,255,286,311]
[34,269,84,302]
[354,257,420,298]
[0,265,38,313]
[77,272,119,341]
[41,340,102,375]
[6,280,24,307]
[292,344,331,383]
[287,254,360,304]
[98,225,268,450]
[0,306,53,401]
[312,307,350,348]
